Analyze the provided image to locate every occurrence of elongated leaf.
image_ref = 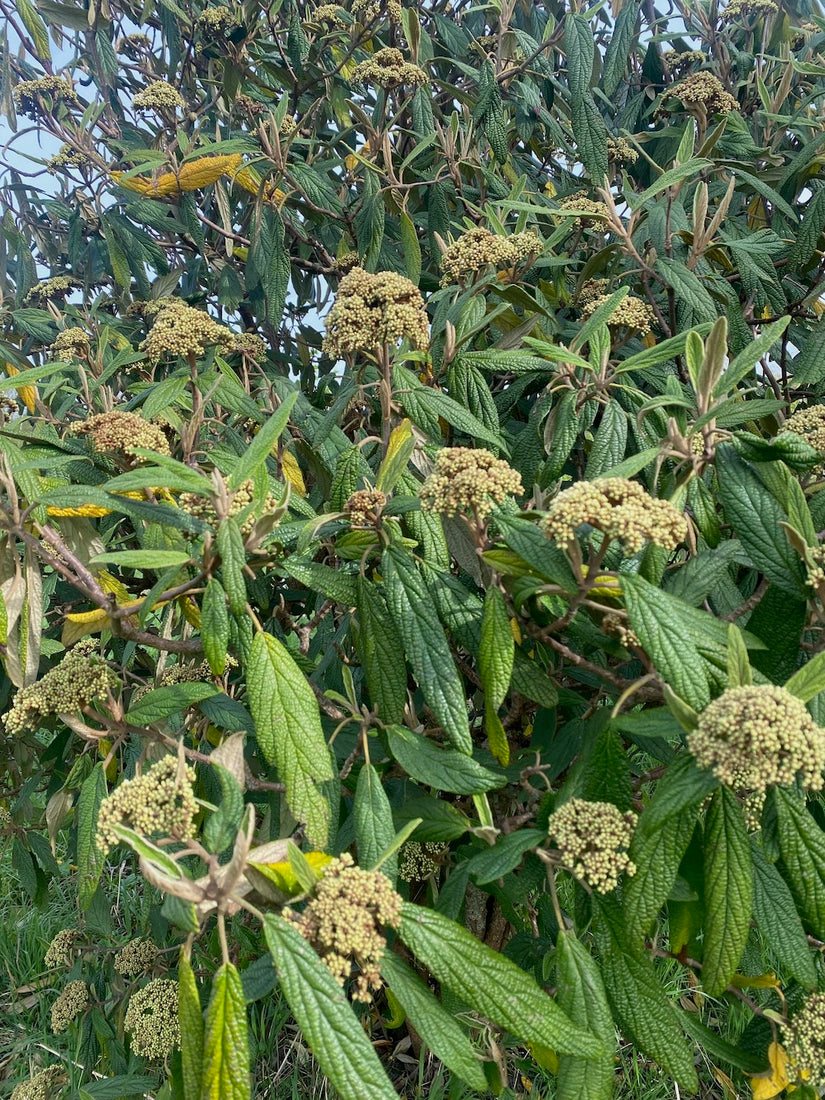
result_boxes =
[179,954,204,1100]
[247,632,333,848]
[624,801,698,945]
[356,577,407,725]
[90,550,191,569]
[381,950,488,1092]
[355,764,397,884]
[399,903,603,1057]
[76,763,107,910]
[750,838,816,989]
[385,724,504,795]
[464,829,546,885]
[263,915,397,1099]
[784,650,825,702]
[774,787,825,938]
[556,931,615,1100]
[202,579,229,677]
[480,585,514,765]
[702,788,752,996]
[382,547,471,754]
[126,682,219,725]
[227,391,298,490]
[201,963,250,1100]
[217,518,247,617]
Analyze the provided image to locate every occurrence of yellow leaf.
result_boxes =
[730,972,779,990]
[750,1042,791,1100]
[178,596,201,628]
[112,153,242,200]
[581,564,624,601]
[4,362,37,413]
[232,166,287,206]
[281,450,306,495]
[62,600,141,646]
[97,568,132,604]
[248,852,333,897]
[527,1042,559,1074]
[509,616,522,644]
[643,332,657,348]
[98,739,118,782]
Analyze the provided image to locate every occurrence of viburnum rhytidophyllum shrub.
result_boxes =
[5,0,825,1097]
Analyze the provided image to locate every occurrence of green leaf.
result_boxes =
[356,577,407,725]
[750,838,816,989]
[716,446,807,597]
[774,787,825,939]
[464,829,546,885]
[382,547,472,754]
[90,550,191,569]
[630,159,715,211]
[202,579,229,677]
[784,650,825,702]
[624,801,699,945]
[81,1078,160,1099]
[399,903,604,1058]
[126,683,219,725]
[227,391,298,491]
[355,764,397,885]
[247,209,290,324]
[178,954,204,1100]
[283,559,358,607]
[635,752,718,833]
[401,376,507,452]
[247,632,333,848]
[676,1009,767,1075]
[201,962,250,1100]
[16,0,51,60]
[480,585,514,765]
[384,724,505,795]
[556,931,615,1100]
[217,519,247,618]
[702,788,752,997]
[76,762,107,910]
[584,400,627,479]
[263,915,397,1099]
[399,211,422,285]
[381,951,488,1092]
[594,897,699,1093]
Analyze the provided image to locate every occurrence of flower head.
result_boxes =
[351,0,401,23]
[688,685,825,793]
[723,0,778,19]
[345,488,386,526]
[663,49,706,73]
[96,756,198,853]
[13,77,78,119]
[10,1066,65,1100]
[47,144,92,173]
[548,798,637,893]
[72,410,170,459]
[45,929,79,969]
[782,992,825,1087]
[284,853,402,1003]
[132,81,185,112]
[322,267,428,357]
[557,191,609,228]
[196,6,239,38]
[666,72,738,115]
[351,47,427,88]
[581,293,655,334]
[5,643,117,736]
[439,227,541,286]
[25,276,76,303]
[140,298,233,360]
[398,841,446,882]
[784,405,825,454]
[125,979,180,1059]
[543,478,687,555]
[179,476,277,535]
[115,938,160,977]
[420,447,523,520]
[230,331,267,359]
[51,327,90,358]
[607,137,638,165]
[51,980,89,1033]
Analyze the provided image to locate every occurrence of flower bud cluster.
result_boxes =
[582,293,655,334]
[439,227,542,286]
[47,144,92,173]
[607,137,638,165]
[557,191,609,228]
[576,278,610,306]
[351,0,401,25]
[420,447,523,520]
[179,477,276,534]
[335,250,361,271]
[345,488,387,526]
[10,1066,64,1100]
[51,980,89,1033]
[548,798,637,893]
[601,612,640,650]
[543,478,687,555]
[806,544,825,592]
[124,979,181,1059]
[782,992,825,1087]
[72,410,170,459]
[666,72,739,115]
[51,327,90,358]
[196,6,239,38]
[25,276,76,302]
[132,81,185,112]
[96,756,198,853]
[0,806,10,828]
[398,841,446,882]
[723,0,778,19]
[312,3,346,24]
[688,685,825,793]
[45,929,79,969]
[323,267,429,356]
[284,853,402,1003]
[140,299,233,361]
[231,331,267,359]
[663,49,706,73]
[784,405,825,454]
[13,77,78,119]
[351,48,428,89]
[5,643,116,735]
[114,938,159,977]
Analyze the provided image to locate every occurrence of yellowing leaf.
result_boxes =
[4,362,37,413]
[112,154,243,200]
[178,596,202,628]
[729,972,779,990]
[232,167,287,206]
[248,851,332,896]
[750,1042,791,1100]
[62,601,141,645]
[280,451,306,495]
[509,616,522,644]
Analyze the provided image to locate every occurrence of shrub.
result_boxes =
[1,0,825,1097]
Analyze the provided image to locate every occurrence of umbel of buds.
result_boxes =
[51,979,89,1033]
[45,929,79,969]
[784,405,825,454]
[72,410,170,459]
[124,979,181,1059]
[581,293,656,335]
[284,853,403,1003]
[344,488,386,526]
[548,798,637,893]
[438,226,542,287]
[96,756,198,853]
[688,685,825,794]
[5,642,117,735]
[10,1066,64,1100]
[782,992,825,1087]
[420,447,523,521]
[132,81,185,112]
[351,47,428,89]
[322,267,429,357]
[114,938,159,977]
[140,298,233,361]
[543,477,687,555]
[51,327,90,358]
[25,275,76,303]
[665,72,739,115]
[13,76,78,119]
